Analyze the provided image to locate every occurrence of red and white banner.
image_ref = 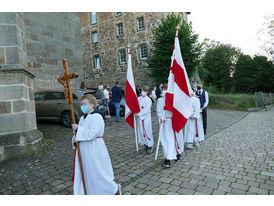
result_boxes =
[125,52,140,128]
[164,35,193,132]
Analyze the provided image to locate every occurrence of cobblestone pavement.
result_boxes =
[0,108,273,195]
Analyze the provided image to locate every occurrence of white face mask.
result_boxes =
[161,90,167,97]
[141,91,147,97]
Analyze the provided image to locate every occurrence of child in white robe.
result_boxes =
[71,94,121,195]
[134,86,154,154]
[184,91,205,148]
[157,84,184,168]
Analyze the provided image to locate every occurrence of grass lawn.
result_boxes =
[208,93,256,111]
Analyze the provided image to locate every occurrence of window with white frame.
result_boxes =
[91,12,96,24]
[116,12,122,16]
[137,17,145,30]
[139,44,148,60]
[116,23,124,36]
[92,31,98,43]
[93,55,101,69]
[118,49,126,64]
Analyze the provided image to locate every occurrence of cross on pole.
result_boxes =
[57,58,87,195]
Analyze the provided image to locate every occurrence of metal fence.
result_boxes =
[254,92,273,108]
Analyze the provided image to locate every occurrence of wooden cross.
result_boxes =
[57,58,87,195]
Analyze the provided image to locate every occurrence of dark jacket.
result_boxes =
[111,85,122,103]
[136,88,141,97]
[155,87,162,100]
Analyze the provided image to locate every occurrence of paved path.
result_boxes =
[1,108,273,195]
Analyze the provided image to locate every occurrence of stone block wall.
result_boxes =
[0,13,27,67]
[23,12,84,90]
[0,67,43,161]
[80,12,187,88]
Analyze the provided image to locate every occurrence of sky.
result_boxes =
[2,0,273,57]
[187,1,273,56]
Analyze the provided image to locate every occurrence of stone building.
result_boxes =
[0,12,84,161]
[80,12,190,88]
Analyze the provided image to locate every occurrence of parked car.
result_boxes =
[87,87,112,98]
[109,97,125,117]
[34,89,107,127]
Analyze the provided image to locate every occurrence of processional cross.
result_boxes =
[57,59,87,195]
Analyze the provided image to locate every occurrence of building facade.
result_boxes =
[0,12,84,161]
[80,12,189,88]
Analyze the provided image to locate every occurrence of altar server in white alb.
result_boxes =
[71,94,121,195]
[134,86,154,154]
[157,84,184,168]
[184,91,205,149]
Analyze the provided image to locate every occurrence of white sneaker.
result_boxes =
[195,142,200,147]
[105,115,111,119]
[187,144,193,149]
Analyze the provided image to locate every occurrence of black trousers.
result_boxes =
[201,108,207,135]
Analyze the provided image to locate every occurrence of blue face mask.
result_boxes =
[193,84,197,87]
[81,105,90,114]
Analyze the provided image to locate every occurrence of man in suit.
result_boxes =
[195,83,209,135]
[111,81,123,122]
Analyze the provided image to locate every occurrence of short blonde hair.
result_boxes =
[142,86,149,92]
[81,94,97,109]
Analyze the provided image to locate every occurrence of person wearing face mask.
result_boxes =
[184,91,205,148]
[134,86,154,154]
[71,94,121,195]
[195,83,209,135]
[192,81,198,92]
[157,84,184,168]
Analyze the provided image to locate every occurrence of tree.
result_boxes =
[147,13,202,85]
[234,54,255,93]
[202,44,241,92]
[252,55,274,92]
[233,55,274,93]
[257,14,274,61]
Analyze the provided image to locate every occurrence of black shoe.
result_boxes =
[146,146,153,154]
[162,159,170,168]
[175,154,181,162]
[144,145,148,152]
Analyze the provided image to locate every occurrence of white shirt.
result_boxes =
[103,89,109,100]
[151,90,157,100]
[198,89,209,109]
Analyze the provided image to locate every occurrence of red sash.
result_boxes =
[72,136,103,183]
[142,120,151,142]
[195,119,199,138]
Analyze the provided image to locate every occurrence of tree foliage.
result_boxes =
[202,43,241,92]
[147,13,202,85]
[234,54,255,92]
[257,14,274,61]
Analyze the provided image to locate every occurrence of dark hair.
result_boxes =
[103,85,107,89]
[115,81,119,85]
[162,84,168,90]
[80,81,86,89]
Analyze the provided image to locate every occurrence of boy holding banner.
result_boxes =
[134,86,154,154]
[157,84,184,168]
